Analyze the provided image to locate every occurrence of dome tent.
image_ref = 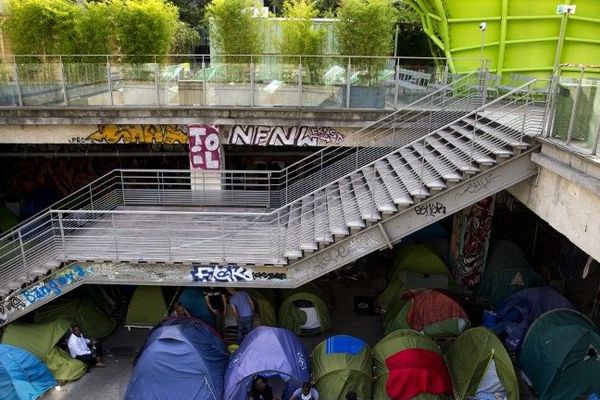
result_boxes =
[247,288,278,326]
[125,286,170,329]
[125,318,229,400]
[279,283,332,335]
[311,335,372,400]
[446,327,519,400]
[373,329,452,400]
[0,344,57,400]
[519,309,600,399]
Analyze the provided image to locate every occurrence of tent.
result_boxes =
[383,289,470,337]
[125,286,170,329]
[279,284,332,335]
[493,287,574,352]
[0,207,18,233]
[2,319,88,381]
[0,344,57,400]
[312,335,372,400]
[379,245,452,310]
[179,287,214,324]
[224,326,310,400]
[475,240,545,307]
[247,288,278,326]
[519,309,600,399]
[33,297,117,339]
[125,318,229,400]
[373,329,452,400]
[446,327,519,400]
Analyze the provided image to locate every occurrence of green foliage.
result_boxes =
[167,0,208,47]
[336,0,397,84]
[206,0,263,61]
[170,21,202,54]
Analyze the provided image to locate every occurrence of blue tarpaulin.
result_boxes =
[125,318,229,400]
[325,335,366,355]
[0,344,56,400]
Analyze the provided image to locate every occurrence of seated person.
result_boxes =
[67,324,106,368]
[291,382,319,400]
[249,376,277,400]
[170,302,191,318]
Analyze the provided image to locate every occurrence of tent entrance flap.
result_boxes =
[476,358,507,399]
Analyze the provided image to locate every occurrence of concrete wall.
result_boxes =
[508,140,600,261]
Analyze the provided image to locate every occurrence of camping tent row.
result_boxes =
[125,285,332,336]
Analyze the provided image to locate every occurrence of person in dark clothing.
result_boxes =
[205,287,227,330]
[249,376,274,400]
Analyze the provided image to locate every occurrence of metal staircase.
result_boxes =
[0,73,547,324]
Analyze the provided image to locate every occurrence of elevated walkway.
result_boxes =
[0,73,547,325]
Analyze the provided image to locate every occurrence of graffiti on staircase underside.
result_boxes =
[192,265,253,282]
[228,125,345,146]
[454,172,498,198]
[414,201,447,217]
[82,124,189,144]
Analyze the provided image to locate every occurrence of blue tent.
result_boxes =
[179,287,214,324]
[224,326,311,400]
[0,344,56,400]
[494,287,575,353]
[125,318,229,400]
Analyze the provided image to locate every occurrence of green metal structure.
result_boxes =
[407,0,600,77]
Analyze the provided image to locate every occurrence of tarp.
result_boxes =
[476,240,545,307]
[384,289,469,337]
[34,297,117,339]
[519,309,600,399]
[447,327,519,400]
[224,326,310,400]
[0,344,57,400]
[494,287,574,352]
[125,286,169,328]
[373,329,448,400]
[312,335,372,400]
[380,245,452,309]
[279,284,332,335]
[125,318,229,400]
[2,319,87,381]
[247,289,278,326]
[179,287,214,324]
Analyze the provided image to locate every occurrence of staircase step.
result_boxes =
[350,172,381,221]
[338,178,366,229]
[325,186,349,236]
[424,136,480,174]
[437,130,497,166]
[410,143,463,183]
[464,116,529,149]
[451,124,513,157]
[314,190,333,244]
[362,166,396,213]
[398,148,447,191]
[299,196,318,251]
[284,203,303,259]
[386,154,431,198]
[374,161,413,207]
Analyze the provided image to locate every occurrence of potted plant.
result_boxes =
[336,0,397,108]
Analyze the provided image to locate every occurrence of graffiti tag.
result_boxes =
[228,125,345,147]
[191,265,253,283]
[86,124,188,144]
[414,201,447,217]
[20,265,89,304]
[252,272,287,280]
[189,125,221,170]
[455,173,498,198]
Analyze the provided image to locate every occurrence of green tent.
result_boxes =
[446,327,519,400]
[519,309,600,400]
[379,245,452,310]
[279,283,333,335]
[247,288,278,326]
[34,297,117,339]
[0,207,18,233]
[383,289,470,337]
[2,319,88,381]
[312,335,372,400]
[373,329,449,400]
[125,286,169,329]
[475,240,545,307]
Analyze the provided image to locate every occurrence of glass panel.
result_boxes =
[205,55,252,107]
[109,56,158,106]
[348,56,388,109]
[302,55,346,109]
[0,62,19,106]
[63,57,109,106]
[17,57,63,106]
[254,54,300,108]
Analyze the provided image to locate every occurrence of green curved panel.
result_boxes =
[408,0,600,78]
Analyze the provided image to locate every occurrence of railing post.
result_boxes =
[13,57,23,107]
[106,55,114,106]
[267,171,271,209]
[120,170,126,206]
[202,57,207,106]
[346,57,351,109]
[111,213,119,260]
[566,66,585,145]
[154,56,160,106]
[394,63,400,108]
[17,231,28,273]
[59,56,68,106]
[298,60,303,107]
[250,57,255,107]
[285,169,289,204]
[88,185,94,210]
[592,117,600,156]
[57,212,67,260]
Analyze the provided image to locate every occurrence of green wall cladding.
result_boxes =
[407,0,600,78]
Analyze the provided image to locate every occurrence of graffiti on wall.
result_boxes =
[73,125,189,144]
[188,125,221,170]
[450,196,495,288]
[228,125,345,146]
[191,265,253,282]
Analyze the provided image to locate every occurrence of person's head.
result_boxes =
[301,382,311,395]
[253,377,267,391]
[345,391,358,400]
[226,287,237,295]
[174,302,185,312]
[71,324,82,337]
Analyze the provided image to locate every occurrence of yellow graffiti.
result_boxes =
[86,125,188,144]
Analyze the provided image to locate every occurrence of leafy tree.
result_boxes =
[395,1,430,57]
[167,0,208,50]
[170,20,202,54]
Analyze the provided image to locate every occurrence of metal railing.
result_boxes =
[0,54,481,109]
[0,75,547,294]
[544,64,600,156]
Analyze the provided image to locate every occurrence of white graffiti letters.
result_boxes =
[192,265,253,282]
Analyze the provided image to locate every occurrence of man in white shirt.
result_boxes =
[67,324,106,368]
